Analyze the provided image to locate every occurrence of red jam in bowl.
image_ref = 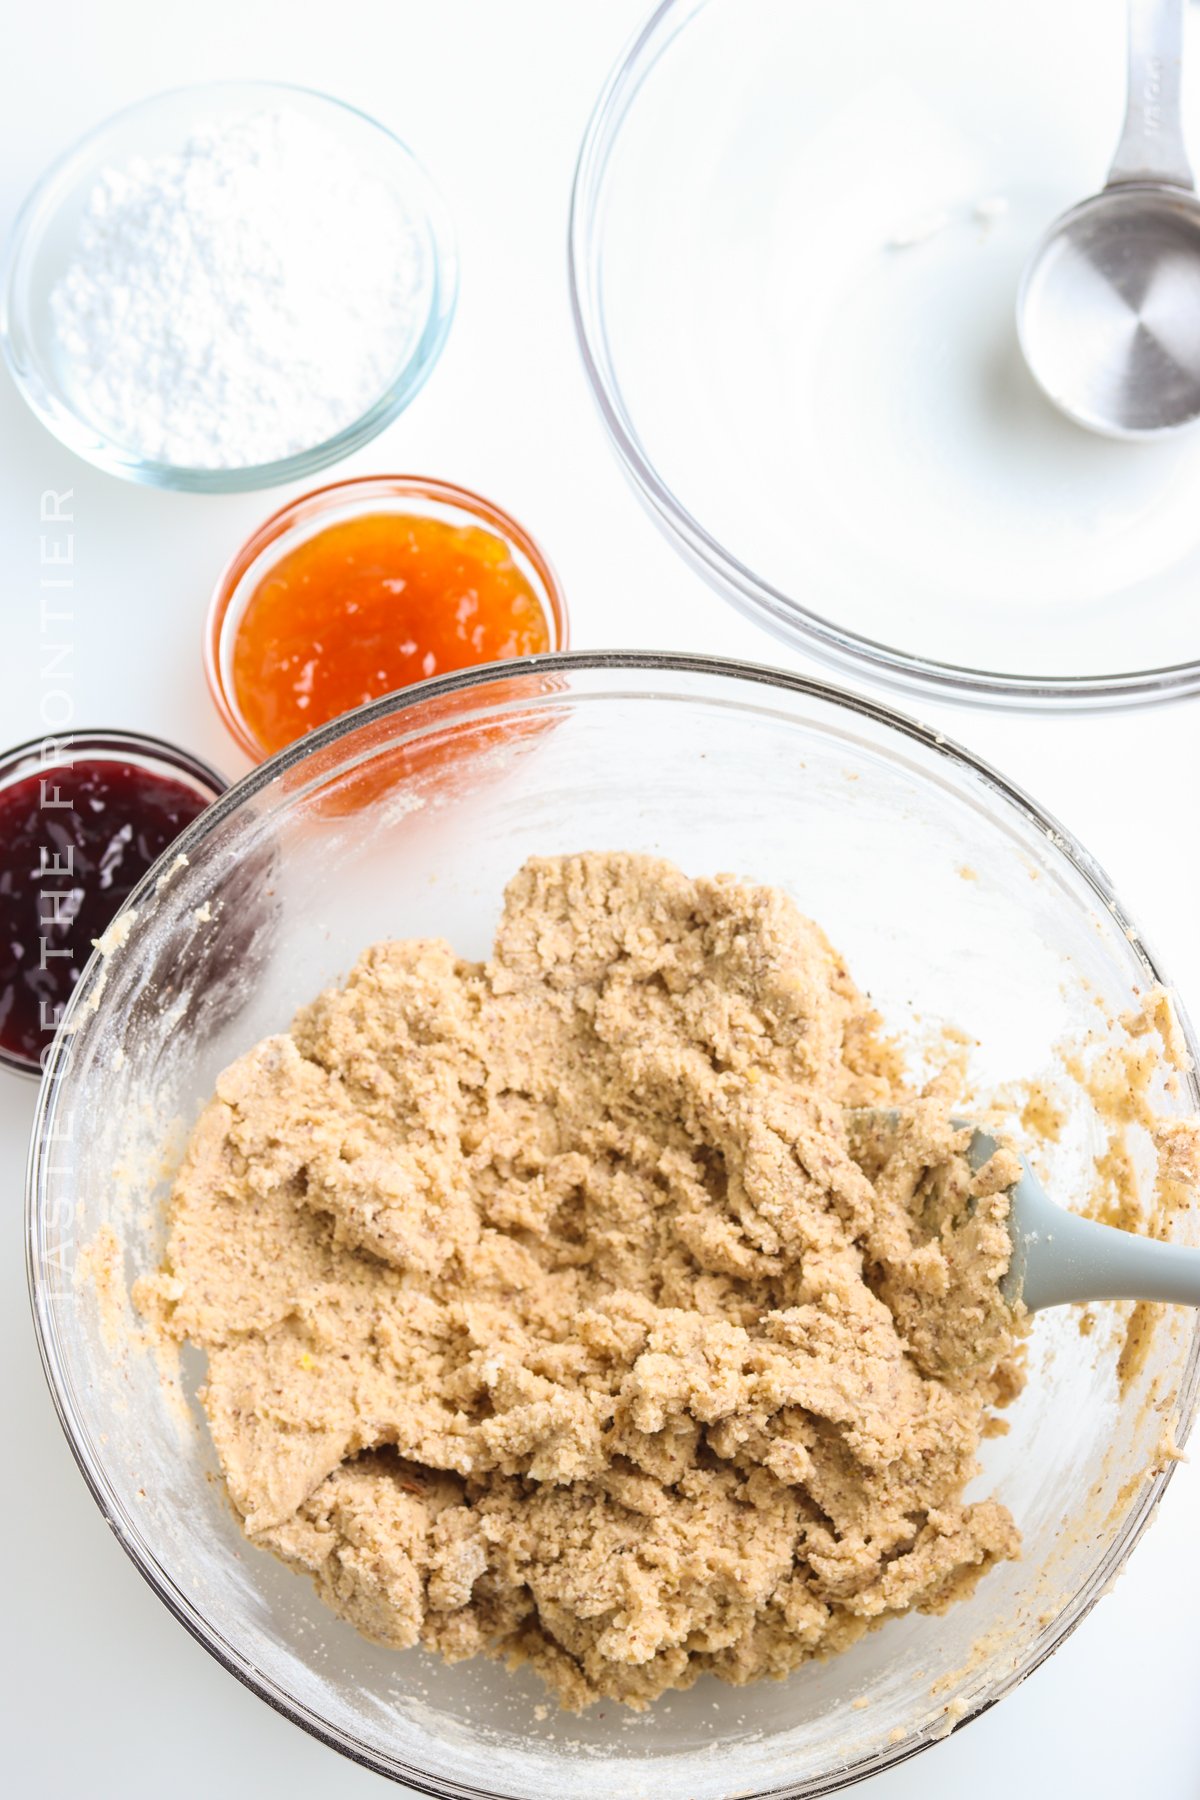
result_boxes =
[0,743,221,1075]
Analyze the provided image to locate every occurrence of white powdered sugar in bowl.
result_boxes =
[48,106,433,470]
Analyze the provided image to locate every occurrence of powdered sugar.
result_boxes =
[50,108,430,469]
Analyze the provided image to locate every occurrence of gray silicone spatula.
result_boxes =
[850,1111,1200,1314]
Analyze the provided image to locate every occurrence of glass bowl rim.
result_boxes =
[24,650,1200,1794]
[0,79,459,495]
[204,473,571,761]
[567,0,1200,713]
[0,726,227,1081]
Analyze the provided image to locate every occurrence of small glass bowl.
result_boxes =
[1,82,457,493]
[0,729,226,1079]
[205,474,570,761]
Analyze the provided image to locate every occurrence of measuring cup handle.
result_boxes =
[1107,0,1195,188]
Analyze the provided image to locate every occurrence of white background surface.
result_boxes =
[1,3,1197,1796]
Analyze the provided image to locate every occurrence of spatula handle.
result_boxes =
[1107,0,1195,190]
[965,1119,1200,1313]
[1012,1195,1200,1313]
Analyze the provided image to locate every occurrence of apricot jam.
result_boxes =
[229,510,554,758]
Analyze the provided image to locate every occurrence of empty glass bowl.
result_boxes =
[1,82,457,492]
[570,0,1200,706]
[27,654,1200,1794]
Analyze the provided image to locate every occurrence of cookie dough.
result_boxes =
[137,853,1023,1711]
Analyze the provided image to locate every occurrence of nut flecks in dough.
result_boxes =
[136,853,1023,1711]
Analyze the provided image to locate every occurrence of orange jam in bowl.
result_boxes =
[207,476,566,763]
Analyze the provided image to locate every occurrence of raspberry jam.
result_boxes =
[0,744,220,1074]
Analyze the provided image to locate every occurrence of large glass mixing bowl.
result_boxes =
[27,654,1200,1794]
[570,0,1200,707]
